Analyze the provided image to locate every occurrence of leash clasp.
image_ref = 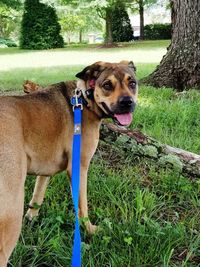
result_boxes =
[71,88,83,111]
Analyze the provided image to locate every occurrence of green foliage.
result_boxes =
[59,13,84,44]
[0,37,17,47]
[111,2,134,42]
[130,0,158,13]
[59,0,134,43]
[20,0,64,49]
[144,23,172,40]
[0,3,21,39]
[0,0,22,10]
[59,8,103,44]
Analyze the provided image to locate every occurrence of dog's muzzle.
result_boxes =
[118,96,135,112]
[101,96,136,127]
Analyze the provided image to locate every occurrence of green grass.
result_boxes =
[0,63,157,92]
[0,40,199,266]
[133,87,200,154]
[10,160,200,267]
[0,40,170,55]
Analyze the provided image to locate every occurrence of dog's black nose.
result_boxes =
[119,96,133,108]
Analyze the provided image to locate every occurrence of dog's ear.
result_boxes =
[76,62,106,81]
[119,60,136,72]
[128,61,136,72]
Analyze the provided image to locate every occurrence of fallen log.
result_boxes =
[100,122,200,178]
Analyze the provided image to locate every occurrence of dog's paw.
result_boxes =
[85,222,100,235]
[25,208,39,221]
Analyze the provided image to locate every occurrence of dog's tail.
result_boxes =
[23,80,42,94]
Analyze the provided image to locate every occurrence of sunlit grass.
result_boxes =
[133,87,200,154]
[0,63,157,92]
[0,40,169,71]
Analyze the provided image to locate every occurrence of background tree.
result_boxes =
[0,6,19,38]
[0,0,22,10]
[130,0,158,40]
[61,0,133,45]
[144,0,200,90]
[59,6,103,44]
[111,2,134,42]
[20,0,64,49]
[0,0,22,39]
[59,14,84,44]
[93,0,134,45]
[75,8,103,43]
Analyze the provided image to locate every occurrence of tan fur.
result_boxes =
[0,61,138,265]
[23,80,42,94]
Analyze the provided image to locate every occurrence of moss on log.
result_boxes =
[101,123,200,177]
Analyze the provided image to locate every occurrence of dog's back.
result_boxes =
[0,83,75,175]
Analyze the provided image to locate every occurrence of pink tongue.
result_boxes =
[114,113,133,126]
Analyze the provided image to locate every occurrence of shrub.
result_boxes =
[111,3,134,42]
[144,23,172,40]
[0,38,17,47]
[20,0,64,50]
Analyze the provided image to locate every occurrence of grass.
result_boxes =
[0,40,170,55]
[0,40,199,266]
[133,87,200,154]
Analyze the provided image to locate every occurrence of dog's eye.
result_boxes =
[102,81,113,91]
[129,80,136,90]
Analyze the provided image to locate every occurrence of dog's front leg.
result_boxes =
[26,175,50,220]
[67,163,97,234]
[67,120,100,234]
[79,164,98,234]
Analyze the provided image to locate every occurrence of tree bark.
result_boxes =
[79,29,82,43]
[100,123,200,178]
[105,8,113,45]
[143,0,200,90]
[139,0,144,40]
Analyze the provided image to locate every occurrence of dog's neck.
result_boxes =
[63,80,104,121]
[78,80,104,118]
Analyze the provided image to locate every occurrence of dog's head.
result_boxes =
[76,61,138,126]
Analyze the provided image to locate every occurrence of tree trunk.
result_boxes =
[143,0,200,90]
[67,35,70,45]
[139,0,144,40]
[79,29,82,43]
[100,123,200,178]
[105,8,113,45]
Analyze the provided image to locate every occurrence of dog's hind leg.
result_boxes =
[0,152,27,266]
[26,176,50,220]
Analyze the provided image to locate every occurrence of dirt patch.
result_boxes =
[0,90,22,96]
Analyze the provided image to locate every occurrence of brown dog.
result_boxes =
[0,61,138,265]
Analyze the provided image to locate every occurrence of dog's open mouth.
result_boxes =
[101,102,133,127]
[113,113,133,126]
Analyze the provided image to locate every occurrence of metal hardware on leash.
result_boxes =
[72,88,83,111]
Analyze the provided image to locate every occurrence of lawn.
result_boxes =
[0,40,199,267]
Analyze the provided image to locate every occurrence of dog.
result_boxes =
[0,61,138,265]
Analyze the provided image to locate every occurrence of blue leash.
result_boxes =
[71,90,83,267]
